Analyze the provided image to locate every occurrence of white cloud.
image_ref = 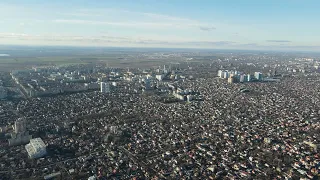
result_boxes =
[138,12,193,22]
[53,19,173,28]
[199,26,216,31]
[0,33,224,46]
[0,33,28,38]
[57,12,101,17]
[266,40,291,43]
[59,8,216,31]
[53,19,215,30]
[1,33,320,51]
[78,8,194,21]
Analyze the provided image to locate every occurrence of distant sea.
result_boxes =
[0,54,10,57]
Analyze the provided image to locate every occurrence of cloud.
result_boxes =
[2,33,320,51]
[57,12,101,17]
[0,33,234,47]
[279,45,320,49]
[0,33,28,38]
[133,40,171,45]
[53,19,175,28]
[199,26,216,31]
[53,19,215,30]
[54,8,216,31]
[240,43,260,46]
[141,12,193,22]
[232,43,320,51]
[0,33,167,44]
[267,40,292,43]
[78,8,194,22]
[185,41,235,46]
[5,33,318,51]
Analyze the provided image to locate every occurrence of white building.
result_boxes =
[88,175,97,180]
[187,95,193,102]
[8,118,32,146]
[217,70,223,78]
[156,75,164,81]
[247,74,251,82]
[100,82,110,93]
[15,118,27,133]
[240,74,245,83]
[25,138,47,159]
[223,71,229,79]
[173,91,184,100]
[111,82,117,86]
[254,72,263,81]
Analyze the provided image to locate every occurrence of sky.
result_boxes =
[0,0,320,51]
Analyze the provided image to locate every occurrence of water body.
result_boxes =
[0,54,10,57]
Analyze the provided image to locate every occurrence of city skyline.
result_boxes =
[1,0,320,51]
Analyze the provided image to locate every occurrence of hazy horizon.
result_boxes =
[1,0,320,51]
[1,44,320,55]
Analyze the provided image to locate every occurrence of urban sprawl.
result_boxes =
[0,52,319,179]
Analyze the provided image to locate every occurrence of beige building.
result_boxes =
[8,118,32,146]
[25,138,47,159]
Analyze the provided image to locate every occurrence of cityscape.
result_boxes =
[1,0,320,179]
[0,48,319,179]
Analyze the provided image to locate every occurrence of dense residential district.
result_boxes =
[0,52,320,180]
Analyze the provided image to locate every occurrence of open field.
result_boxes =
[0,46,219,71]
[0,55,185,71]
[0,56,90,71]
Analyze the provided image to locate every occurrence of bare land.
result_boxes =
[0,55,185,71]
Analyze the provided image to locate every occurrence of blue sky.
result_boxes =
[0,0,320,51]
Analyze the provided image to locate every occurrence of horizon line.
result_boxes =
[0,44,319,54]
